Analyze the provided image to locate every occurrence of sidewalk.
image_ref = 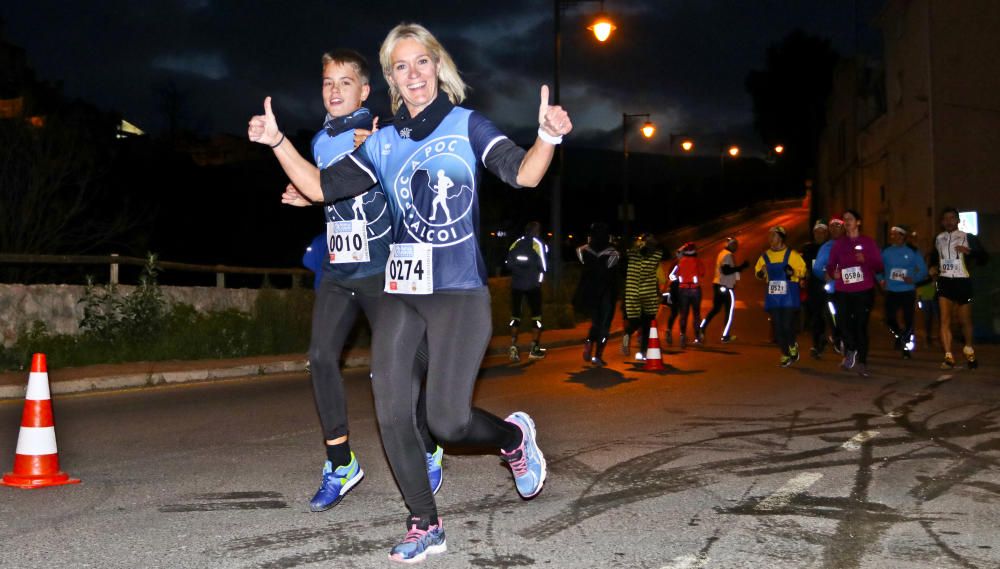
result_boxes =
[0,311,627,400]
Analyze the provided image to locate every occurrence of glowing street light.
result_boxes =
[551,0,615,286]
[680,139,694,152]
[727,145,741,158]
[587,13,616,42]
[622,113,654,241]
[773,144,784,155]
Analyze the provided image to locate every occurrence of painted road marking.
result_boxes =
[935,374,953,383]
[887,409,905,418]
[842,430,879,451]
[659,553,710,569]
[756,472,823,511]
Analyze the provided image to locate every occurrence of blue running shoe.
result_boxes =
[309,453,364,512]
[426,446,444,495]
[501,412,547,499]
[389,516,446,564]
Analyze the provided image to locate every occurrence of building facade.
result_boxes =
[816,0,1000,339]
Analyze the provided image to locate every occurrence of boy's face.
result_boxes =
[322,61,369,118]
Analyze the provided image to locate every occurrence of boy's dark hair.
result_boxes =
[524,221,541,238]
[843,208,862,222]
[321,49,370,84]
[940,206,959,218]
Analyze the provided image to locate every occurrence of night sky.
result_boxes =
[2,1,883,156]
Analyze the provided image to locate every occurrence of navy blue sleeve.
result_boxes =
[319,137,379,203]
[470,112,526,188]
[469,112,508,162]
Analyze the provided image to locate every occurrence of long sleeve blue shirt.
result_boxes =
[877,245,927,292]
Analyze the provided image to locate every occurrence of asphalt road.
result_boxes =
[2,207,998,568]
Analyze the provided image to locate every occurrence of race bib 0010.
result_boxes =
[327,220,370,264]
[768,280,787,295]
[385,243,434,295]
[842,266,864,285]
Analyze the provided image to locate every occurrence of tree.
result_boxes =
[745,29,839,190]
[0,102,149,280]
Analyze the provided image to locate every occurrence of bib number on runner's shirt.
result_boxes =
[889,268,908,282]
[842,266,864,285]
[385,243,434,295]
[327,220,370,264]
[940,259,961,277]
[767,280,787,295]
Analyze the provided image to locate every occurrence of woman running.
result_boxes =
[825,209,883,377]
[574,222,620,366]
[754,226,806,367]
[248,23,570,563]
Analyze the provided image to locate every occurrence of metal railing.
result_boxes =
[0,253,311,288]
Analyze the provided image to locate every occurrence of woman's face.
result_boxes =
[843,212,860,233]
[389,38,439,116]
[768,231,784,250]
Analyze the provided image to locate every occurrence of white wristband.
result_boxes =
[537,127,563,145]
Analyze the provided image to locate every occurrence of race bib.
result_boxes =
[768,280,787,295]
[940,259,961,277]
[385,243,434,295]
[889,268,908,282]
[842,266,864,285]
[326,220,370,264]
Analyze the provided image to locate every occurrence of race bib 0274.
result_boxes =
[385,243,434,295]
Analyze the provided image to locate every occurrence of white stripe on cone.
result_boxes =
[15,426,59,455]
[646,327,662,359]
[25,372,51,400]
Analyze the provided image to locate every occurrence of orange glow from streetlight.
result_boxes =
[774,144,784,154]
[727,145,740,158]
[680,139,694,152]
[588,14,616,42]
[641,122,655,138]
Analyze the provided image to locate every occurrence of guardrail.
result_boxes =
[0,253,311,288]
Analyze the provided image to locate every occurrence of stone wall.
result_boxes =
[0,284,263,347]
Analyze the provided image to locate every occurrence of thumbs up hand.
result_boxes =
[537,84,572,138]
[248,96,283,146]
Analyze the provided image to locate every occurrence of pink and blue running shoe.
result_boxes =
[427,446,444,495]
[501,411,547,499]
[389,516,446,564]
[309,452,363,512]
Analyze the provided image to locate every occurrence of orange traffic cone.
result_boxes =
[2,354,80,489]
[643,319,666,371]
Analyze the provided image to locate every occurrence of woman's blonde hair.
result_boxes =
[379,23,467,113]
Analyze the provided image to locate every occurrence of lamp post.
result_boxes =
[720,144,740,197]
[622,112,655,242]
[551,0,614,285]
[669,133,694,155]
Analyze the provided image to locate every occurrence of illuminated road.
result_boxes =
[1,206,999,568]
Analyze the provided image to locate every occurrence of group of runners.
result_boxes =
[614,207,986,377]
[248,24,570,564]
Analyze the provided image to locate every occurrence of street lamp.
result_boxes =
[622,112,654,242]
[773,144,784,155]
[669,133,694,154]
[551,0,615,284]
[721,144,740,196]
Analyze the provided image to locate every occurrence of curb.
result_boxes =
[0,332,617,401]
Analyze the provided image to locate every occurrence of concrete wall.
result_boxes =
[0,284,262,347]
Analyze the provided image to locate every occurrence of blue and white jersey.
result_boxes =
[349,107,507,290]
[311,108,392,281]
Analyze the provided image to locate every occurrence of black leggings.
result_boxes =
[701,284,735,337]
[587,290,616,343]
[309,278,432,448]
[768,307,798,355]
[835,289,875,364]
[677,287,702,336]
[885,290,916,344]
[371,288,519,519]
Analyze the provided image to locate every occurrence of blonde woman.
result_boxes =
[248,23,572,563]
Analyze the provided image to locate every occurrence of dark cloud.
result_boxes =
[1,0,882,153]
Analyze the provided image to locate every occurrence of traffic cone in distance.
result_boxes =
[2,353,80,489]
[643,319,666,371]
